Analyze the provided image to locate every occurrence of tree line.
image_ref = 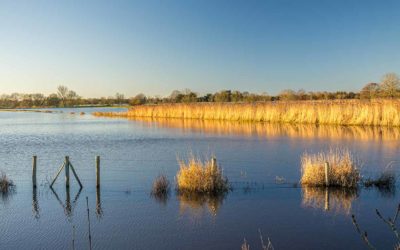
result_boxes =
[1,73,399,109]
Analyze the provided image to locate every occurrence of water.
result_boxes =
[0,108,399,249]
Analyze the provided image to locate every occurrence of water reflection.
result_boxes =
[133,118,400,142]
[32,187,40,219]
[151,191,170,206]
[96,187,103,218]
[50,187,82,218]
[302,187,359,214]
[177,192,227,217]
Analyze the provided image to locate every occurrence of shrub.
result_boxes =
[300,148,360,188]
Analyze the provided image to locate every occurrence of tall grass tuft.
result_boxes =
[0,172,14,193]
[93,100,400,127]
[176,156,229,195]
[300,148,360,188]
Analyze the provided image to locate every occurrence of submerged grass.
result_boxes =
[300,148,360,188]
[176,156,230,195]
[93,100,400,127]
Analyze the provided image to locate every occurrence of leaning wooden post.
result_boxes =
[32,155,37,188]
[65,156,70,188]
[324,162,329,187]
[96,156,100,188]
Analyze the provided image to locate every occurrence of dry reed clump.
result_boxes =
[176,156,229,195]
[0,172,14,193]
[300,148,360,188]
[151,175,171,196]
[93,100,400,127]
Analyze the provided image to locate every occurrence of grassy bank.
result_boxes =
[93,99,400,126]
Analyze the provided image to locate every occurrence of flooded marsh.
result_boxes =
[0,108,400,249]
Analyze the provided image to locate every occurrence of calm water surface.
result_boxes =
[0,108,399,249]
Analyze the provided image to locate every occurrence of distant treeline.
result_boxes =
[1,73,399,108]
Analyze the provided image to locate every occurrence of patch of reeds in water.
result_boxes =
[302,187,358,214]
[0,172,14,194]
[363,169,396,192]
[300,148,360,188]
[93,100,400,127]
[151,175,171,204]
[176,156,230,195]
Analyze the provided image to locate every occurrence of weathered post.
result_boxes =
[211,157,217,172]
[96,156,100,188]
[65,156,70,188]
[32,155,37,188]
[324,162,329,187]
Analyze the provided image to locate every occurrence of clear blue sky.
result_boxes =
[1,0,399,98]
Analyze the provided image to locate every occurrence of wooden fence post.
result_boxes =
[96,156,100,188]
[324,162,329,186]
[65,156,70,188]
[32,155,37,188]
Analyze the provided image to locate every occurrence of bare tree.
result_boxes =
[360,83,380,99]
[57,85,69,101]
[381,73,399,98]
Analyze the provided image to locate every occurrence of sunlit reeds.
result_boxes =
[300,148,360,188]
[176,156,230,195]
[93,99,400,127]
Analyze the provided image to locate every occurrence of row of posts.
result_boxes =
[31,155,101,188]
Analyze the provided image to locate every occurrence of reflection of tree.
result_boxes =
[178,192,227,217]
[302,187,358,215]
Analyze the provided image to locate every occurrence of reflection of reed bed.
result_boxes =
[94,100,400,126]
[302,187,358,214]
[177,192,226,216]
[101,116,400,142]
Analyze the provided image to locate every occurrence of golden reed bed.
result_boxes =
[94,100,400,126]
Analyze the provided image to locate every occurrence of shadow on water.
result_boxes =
[177,192,227,217]
[302,187,359,215]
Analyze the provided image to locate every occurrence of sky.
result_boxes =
[0,0,399,98]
